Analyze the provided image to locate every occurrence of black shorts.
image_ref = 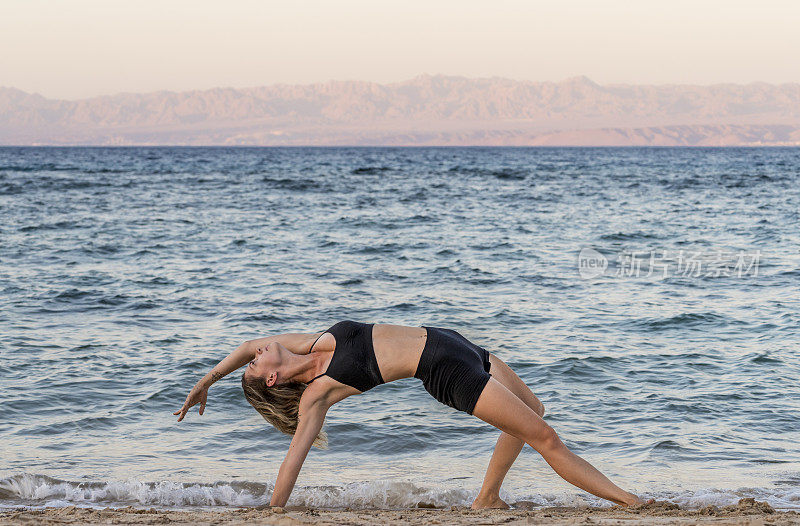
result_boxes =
[414,326,493,415]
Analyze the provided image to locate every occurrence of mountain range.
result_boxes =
[2,75,799,146]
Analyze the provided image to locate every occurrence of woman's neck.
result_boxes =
[285,351,329,384]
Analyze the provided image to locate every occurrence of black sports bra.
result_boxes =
[306,320,385,392]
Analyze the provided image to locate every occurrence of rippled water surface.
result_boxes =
[1,147,798,510]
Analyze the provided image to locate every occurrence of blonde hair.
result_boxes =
[241,373,328,448]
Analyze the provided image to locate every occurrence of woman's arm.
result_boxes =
[174,340,255,421]
[269,395,329,506]
[250,332,324,355]
[174,332,323,422]
[204,341,255,386]
[208,332,322,384]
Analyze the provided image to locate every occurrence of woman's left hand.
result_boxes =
[173,383,208,422]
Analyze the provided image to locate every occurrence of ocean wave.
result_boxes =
[620,312,729,331]
[1,474,799,510]
[0,474,265,508]
[0,474,466,509]
[351,166,392,175]
[261,176,326,191]
[446,166,529,180]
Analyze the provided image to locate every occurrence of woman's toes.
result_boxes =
[471,495,510,510]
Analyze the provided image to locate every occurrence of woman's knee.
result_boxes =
[528,423,561,453]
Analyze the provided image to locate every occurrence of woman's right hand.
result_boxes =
[173,383,209,422]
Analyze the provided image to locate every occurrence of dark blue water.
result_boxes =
[1,147,798,510]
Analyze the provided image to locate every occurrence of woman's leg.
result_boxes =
[472,355,545,509]
[472,377,645,507]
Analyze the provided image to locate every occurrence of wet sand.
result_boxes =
[1,499,797,525]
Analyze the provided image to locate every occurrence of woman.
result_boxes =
[175,320,651,509]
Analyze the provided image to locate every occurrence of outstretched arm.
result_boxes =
[202,333,322,387]
[270,396,328,506]
[249,332,325,355]
[174,340,254,421]
[173,332,323,422]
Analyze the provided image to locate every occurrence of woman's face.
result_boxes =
[244,342,286,386]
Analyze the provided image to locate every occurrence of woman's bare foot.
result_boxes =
[623,496,655,507]
[471,494,510,509]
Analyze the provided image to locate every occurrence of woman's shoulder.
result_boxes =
[301,373,357,407]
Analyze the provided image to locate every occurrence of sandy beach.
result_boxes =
[1,499,797,526]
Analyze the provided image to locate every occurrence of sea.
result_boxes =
[0,146,798,510]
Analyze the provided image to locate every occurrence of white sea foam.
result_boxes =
[1,473,798,511]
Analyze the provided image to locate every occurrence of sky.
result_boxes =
[1,0,799,100]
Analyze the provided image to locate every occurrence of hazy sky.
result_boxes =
[2,0,799,99]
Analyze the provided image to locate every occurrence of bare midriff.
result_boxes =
[371,323,428,382]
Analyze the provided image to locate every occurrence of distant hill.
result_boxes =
[2,75,799,146]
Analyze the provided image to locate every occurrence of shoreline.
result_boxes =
[1,499,797,526]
